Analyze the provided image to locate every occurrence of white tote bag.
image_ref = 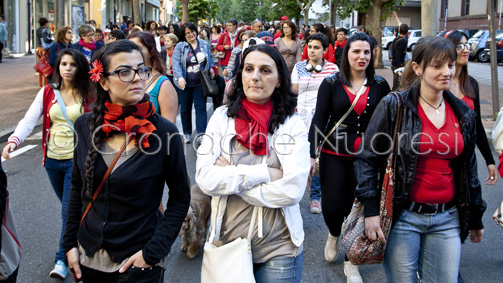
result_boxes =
[492,107,503,154]
[201,204,257,283]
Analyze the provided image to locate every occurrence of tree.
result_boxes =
[295,0,315,26]
[337,0,406,68]
[180,0,189,23]
[132,0,141,25]
[177,0,215,23]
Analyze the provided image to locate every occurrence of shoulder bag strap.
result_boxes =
[316,77,368,159]
[53,89,74,129]
[145,73,163,91]
[389,92,404,168]
[79,135,134,227]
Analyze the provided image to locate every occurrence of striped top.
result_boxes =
[291,60,338,130]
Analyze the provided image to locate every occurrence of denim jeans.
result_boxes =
[384,207,461,283]
[179,85,207,135]
[310,174,321,201]
[44,157,73,264]
[253,252,303,283]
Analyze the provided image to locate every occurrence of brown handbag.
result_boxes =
[34,52,54,78]
[341,92,404,265]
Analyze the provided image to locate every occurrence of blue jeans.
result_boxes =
[310,175,321,201]
[44,157,73,264]
[254,252,303,283]
[384,207,461,283]
[179,84,207,135]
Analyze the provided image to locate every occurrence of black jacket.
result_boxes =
[354,85,486,241]
[309,73,391,157]
[469,76,495,165]
[391,36,408,68]
[62,113,190,265]
[36,26,53,48]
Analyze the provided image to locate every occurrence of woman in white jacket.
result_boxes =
[196,44,310,282]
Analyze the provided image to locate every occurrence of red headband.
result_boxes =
[444,30,454,38]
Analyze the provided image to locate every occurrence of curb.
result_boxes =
[0,119,42,143]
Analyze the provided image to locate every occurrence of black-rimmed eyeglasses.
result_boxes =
[107,67,152,82]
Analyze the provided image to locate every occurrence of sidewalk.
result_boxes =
[0,55,41,141]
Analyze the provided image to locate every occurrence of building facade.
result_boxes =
[439,0,503,31]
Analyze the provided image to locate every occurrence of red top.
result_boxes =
[274,31,281,40]
[301,43,336,64]
[461,95,475,111]
[215,31,240,66]
[499,153,503,178]
[410,101,464,203]
[321,86,369,157]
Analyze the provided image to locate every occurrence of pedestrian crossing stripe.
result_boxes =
[1,145,38,162]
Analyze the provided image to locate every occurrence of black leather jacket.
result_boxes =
[354,84,486,241]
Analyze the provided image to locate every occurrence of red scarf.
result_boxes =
[167,48,174,75]
[334,38,347,49]
[235,99,274,156]
[79,39,97,50]
[102,99,157,148]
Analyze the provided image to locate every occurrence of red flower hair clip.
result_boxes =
[89,60,104,83]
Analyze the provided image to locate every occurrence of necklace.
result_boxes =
[420,95,444,114]
[351,83,364,95]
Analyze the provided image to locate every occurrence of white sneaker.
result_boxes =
[324,233,339,262]
[49,260,67,279]
[183,134,192,144]
[344,261,363,283]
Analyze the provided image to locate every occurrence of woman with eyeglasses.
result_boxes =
[49,26,74,68]
[172,22,215,144]
[62,40,190,282]
[274,20,303,73]
[444,30,498,186]
[2,49,93,280]
[72,24,104,63]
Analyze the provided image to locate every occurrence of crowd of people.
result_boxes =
[0,14,501,283]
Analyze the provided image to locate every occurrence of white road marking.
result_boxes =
[26,131,43,140]
[1,145,38,162]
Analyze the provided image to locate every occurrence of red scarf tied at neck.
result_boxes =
[235,99,274,156]
[79,39,97,50]
[334,38,347,49]
[102,99,157,148]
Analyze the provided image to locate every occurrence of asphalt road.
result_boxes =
[1,104,503,282]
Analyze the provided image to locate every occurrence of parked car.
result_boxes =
[469,29,503,62]
[484,31,503,63]
[382,26,397,50]
[407,29,422,51]
[438,29,478,39]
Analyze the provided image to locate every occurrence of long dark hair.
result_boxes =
[280,21,298,40]
[445,30,476,98]
[227,44,297,134]
[168,23,182,42]
[339,32,375,87]
[127,31,167,74]
[312,23,334,45]
[84,40,145,199]
[52,48,93,105]
[399,36,457,91]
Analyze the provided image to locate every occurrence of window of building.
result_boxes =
[462,0,470,16]
[441,0,449,19]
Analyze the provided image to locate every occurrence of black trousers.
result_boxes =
[0,42,3,62]
[0,267,18,283]
[319,153,357,237]
[78,264,164,283]
[391,65,400,91]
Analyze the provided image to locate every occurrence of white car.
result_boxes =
[407,29,422,51]
[382,34,396,50]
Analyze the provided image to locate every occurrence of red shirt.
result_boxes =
[321,86,369,157]
[410,101,464,203]
[274,31,281,40]
[461,95,475,111]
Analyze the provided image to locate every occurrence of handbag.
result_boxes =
[201,203,258,283]
[0,199,21,280]
[188,42,219,97]
[201,146,267,283]
[34,52,54,78]
[315,78,367,175]
[493,201,503,228]
[340,92,404,265]
[213,34,227,59]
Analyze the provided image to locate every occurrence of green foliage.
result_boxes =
[176,0,216,23]
[334,0,405,21]
[213,0,302,24]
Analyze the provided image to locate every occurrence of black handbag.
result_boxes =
[188,42,219,97]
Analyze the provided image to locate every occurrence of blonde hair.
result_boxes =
[163,33,179,44]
